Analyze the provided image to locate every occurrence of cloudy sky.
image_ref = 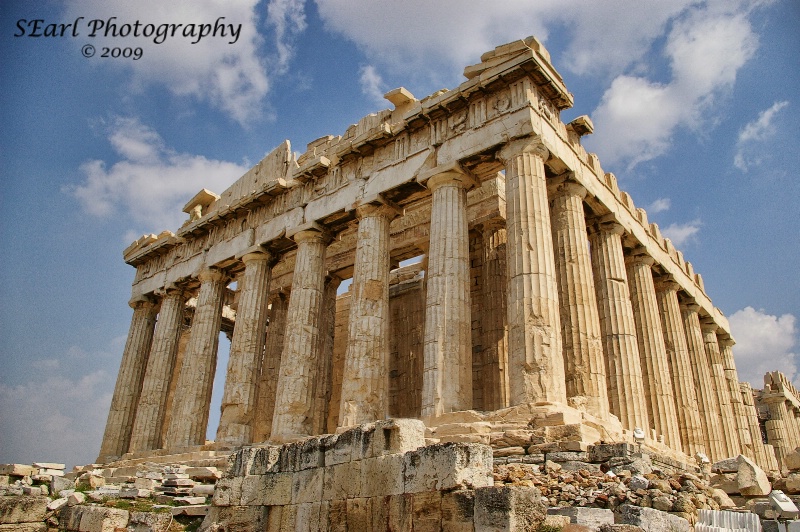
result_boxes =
[1,0,797,469]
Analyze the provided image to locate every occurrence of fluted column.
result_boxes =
[271,228,329,442]
[549,175,608,419]
[682,302,725,459]
[740,381,770,470]
[314,275,341,434]
[496,139,565,406]
[587,219,649,432]
[163,268,227,449]
[701,319,740,457]
[764,396,792,467]
[654,279,704,455]
[626,250,681,449]
[216,251,275,446]
[339,204,398,427]
[481,221,509,410]
[129,287,186,452]
[718,335,751,457]
[420,167,474,418]
[97,297,157,461]
[251,292,289,442]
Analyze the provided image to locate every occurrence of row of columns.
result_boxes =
[100,137,755,462]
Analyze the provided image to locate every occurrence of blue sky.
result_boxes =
[1,0,797,469]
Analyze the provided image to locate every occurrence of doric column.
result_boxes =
[271,228,329,442]
[216,250,275,446]
[339,203,398,428]
[701,319,740,457]
[549,175,608,419]
[740,381,770,470]
[163,268,227,449]
[420,166,474,418]
[97,297,157,461]
[251,291,289,443]
[314,275,341,434]
[496,139,565,406]
[681,301,725,459]
[129,287,186,452]
[626,250,681,449]
[587,219,649,432]
[654,278,704,455]
[718,335,751,457]
[481,221,509,410]
[763,394,792,467]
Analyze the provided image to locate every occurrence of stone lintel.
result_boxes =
[384,87,417,110]
[182,188,220,214]
[567,115,594,137]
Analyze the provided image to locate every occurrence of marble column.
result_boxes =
[314,275,341,435]
[163,268,227,449]
[549,175,609,419]
[481,221,509,410]
[626,250,681,449]
[587,218,649,432]
[97,297,157,461]
[216,251,275,446]
[251,292,289,443]
[339,204,397,428]
[496,138,565,406]
[718,335,752,457]
[129,287,186,452]
[654,279,704,455]
[681,302,725,459]
[740,381,770,470]
[701,319,740,457]
[764,396,792,467]
[420,168,474,419]
[271,228,329,442]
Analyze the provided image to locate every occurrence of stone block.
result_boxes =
[372,419,426,457]
[474,485,546,531]
[0,464,37,477]
[200,505,268,532]
[279,503,298,530]
[787,473,800,494]
[0,524,46,532]
[192,484,216,496]
[323,461,362,500]
[493,447,526,457]
[298,437,325,470]
[544,424,601,443]
[549,507,615,528]
[58,504,129,532]
[412,491,442,531]
[710,473,739,494]
[76,472,105,490]
[292,467,324,504]
[712,457,740,473]
[279,441,304,472]
[247,446,281,475]
[737,454,771,496]
[0,495,48,524]
[323,433,352,466]
[241,472,292,506]
[129,510,172,532]
[296,501,328,532]
[185,466,222,481]
[32,462,64,470]
[710,488,736,509]
[361,454,405,498]
[589,444,633,463]
[328,499,348,532]
[532,409,583,428]
[441,490,475,531]
[615,504,690,532]
[388,493,413,532]
[347,497,372,531]
[543,515,572,528]
[174,496,207,505]
[404,442,493,493]
[48,497,69,511]
[211,476,243,506]
[785,449,800,471]
[67,492,86,506]
[172,504,210,517]
[119,487,151,498]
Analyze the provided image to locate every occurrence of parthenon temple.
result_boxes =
[98,36,797,473]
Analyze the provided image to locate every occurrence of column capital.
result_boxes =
[240,249,275,266]
[417,161,478,191]
[548,173,587,199]
[128,294,157,310]
[625,248,654,267]
[718,335,736,348]
[155,283,186,298]
[479,218,506,234]
[355,201,402,221]
[288,224,332,245]
[699,317,719,334]
[680,300,701,312]
[496,136,548,164]
[653,276,681,293]
[198,268,227,283]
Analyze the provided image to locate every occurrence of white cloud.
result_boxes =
[359,65,386,105]
[64,0,270,124]
[648,197,671,213]
[0,370,112,469]
[661,219,701,246]
[734,100,789,171]
[729,306,798,388]
[586,4,759,169]
[64,117,248,233]
[266,0,307,75]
